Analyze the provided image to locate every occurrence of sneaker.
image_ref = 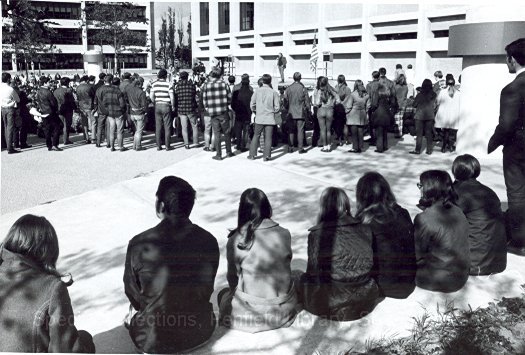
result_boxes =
[185,145,190,150]
[7,149,20,154]
[409,150,420,155]
[298,149,307,154]
[157,147,163,151]
[111,147,116,152]
[212,155,222,161]
[203,147,210,152]
[226,152,235,158]
[51,146,63,151]
[120,147,128,152]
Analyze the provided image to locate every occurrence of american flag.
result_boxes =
[310,33,318,72]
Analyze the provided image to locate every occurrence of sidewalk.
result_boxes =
[1,137,523,354]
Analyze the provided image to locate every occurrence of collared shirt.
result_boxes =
[516,67,525,76]
[75,83,96,110]
[174,80,197,115]
[150,79,173,105]
[0,82,20,108]
[250,84,280,125]
[202,78,231,117]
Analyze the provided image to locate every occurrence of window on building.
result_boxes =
[103,53,147,69]
[30,2,81,20]
[240,3,254,31]
[433,30,449,38]
[50,28,82,45]
[2,52,12,71]
[294,39,315,45]
[331,36,361,43]
[87,29,147,46]
[200,2,209,36]
[375,32,417,41]
[37,53,83,70]
[218,45,230,49]
[218,2,230,34]
[264,41,283,47]
[239,43,254,48]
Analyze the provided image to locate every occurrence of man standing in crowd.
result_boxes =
[231,73,253,152]
[365,70,381,146]
[284,72,311,154]
[119,72,134,135]
[202,67,233,160]
[488,38,525,256]
[124,176,219,354]
[1,73,20,154]
[127,77,148,151]
[75,75,95,144]
[35,76,62,151]
[106,76,127,152]
[379,67,397,105]
[174,71,199,149]
[433,70,446,94]
[150,69,175,151]
[277,53,287,83]
[94,72,106,91]
[94,74,111,147]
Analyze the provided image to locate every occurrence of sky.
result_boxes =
[153,2,191,49]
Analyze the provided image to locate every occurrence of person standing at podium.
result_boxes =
[277,53,287,83]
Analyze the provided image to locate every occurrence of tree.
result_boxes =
[187,17,192,48]
[2,0,59,75]
[167,7,176,68]
[85,2,148,74]
[157,17,169,68]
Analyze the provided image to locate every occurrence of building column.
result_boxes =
[253,2,264,78]
[229,2,239,77]
[317,3,329,79]
[209,2,219,67]
[282,3,292,80]
[415,4,431,86]
[360,4,374,81]
[449,6,525,156]
[146,2,154,70]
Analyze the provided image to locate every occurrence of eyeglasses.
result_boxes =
[417,183,423,189]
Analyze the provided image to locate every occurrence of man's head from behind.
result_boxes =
[505,38,525,74]
[2,73,11,84]
[210,66,222,79]
[157,69,168,80]
[155,176,196,219]
[293,72,302,82]
[104,74,114,84]
[179,71,189,81]
[379,67,386,77]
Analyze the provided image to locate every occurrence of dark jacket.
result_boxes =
[36,86,58,116]
[76,83,96,111]
[300,215,382,321]
[488,71,525,153]
[453,179,507,275]
[368,204,416,298]
[127,85,148,115]
[371,95,394,127]
[94,84,126,117]
[414,202,470,293]
[413,91,437,121]
[123,217,219,354]
[231,84,253,121]
[53,87,76,116]
[0,248,94,353]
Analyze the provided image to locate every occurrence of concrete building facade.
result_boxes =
[191,2,474,84]
[2,0,155,72]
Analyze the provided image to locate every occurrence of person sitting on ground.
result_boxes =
[451,154,507,275]
[355,172,416,299]
[414,170,470,293]
[218,188,298,332]
[300,187,382,321]
[123,176,219,354]
[0,214,95,353]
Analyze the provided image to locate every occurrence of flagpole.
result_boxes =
[314,29,317,80]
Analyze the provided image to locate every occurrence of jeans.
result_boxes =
[415,120,434,153]
[42,114,61,149]
[250,124,274,158]
[1,107,15,150]
[234,119,250,150]
[351,125,364,151]
[155,104,172,149]
[131,114,145,149]
[179,113,199,146]
[289,119,306,149]
[318,107,334,147]
[203,115,215,148]
[59,111,73,144]
[503,144,525,247]
[279,66,285,82]
[211,113,232,157]
[375,126,388,152]
[108,115,125,149]
[96,114,107,146]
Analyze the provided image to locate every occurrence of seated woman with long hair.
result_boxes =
[452,154,507,275]
[299,187,382,321]
[414,170,470,293]
[0,214,95,353]
[355,172,416,299]
[218,188,298,333]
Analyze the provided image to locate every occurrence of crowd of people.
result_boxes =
[1,60,461,159]
[0,153,519,353]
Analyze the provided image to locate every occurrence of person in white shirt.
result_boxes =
[1,73,21,154]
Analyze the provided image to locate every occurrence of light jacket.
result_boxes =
[250,84,280,125]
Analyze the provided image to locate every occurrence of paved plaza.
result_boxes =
[1,133,525,354]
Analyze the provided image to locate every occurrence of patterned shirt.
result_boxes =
[95,84,126,117]
[174,80,197,115]
[202,78,231,117]
[150,79,173,105]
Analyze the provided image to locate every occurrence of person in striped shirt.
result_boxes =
[150,69,175,151]
[201,67,233,160]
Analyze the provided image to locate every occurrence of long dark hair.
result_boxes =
[420,79,437,100]
[418,170,457,209]
[320,77,336,104]
[1,214,72,285]
[228,188,273,250]
[318,187,351,223]
[355,172,398,224]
